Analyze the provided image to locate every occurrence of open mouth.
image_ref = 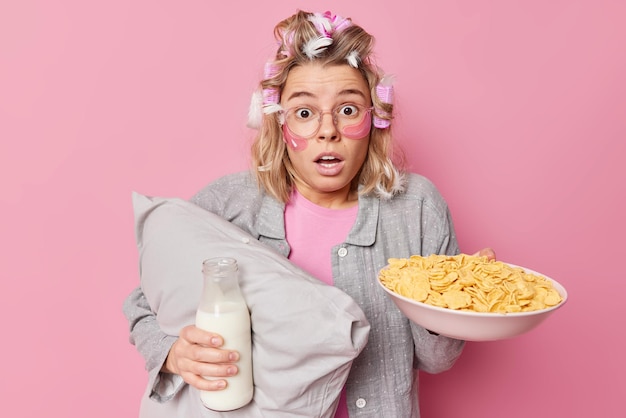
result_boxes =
[316,155,343,167]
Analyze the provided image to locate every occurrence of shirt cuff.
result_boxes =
[148,369,186,403]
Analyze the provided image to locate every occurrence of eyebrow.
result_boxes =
[285,88,367,102]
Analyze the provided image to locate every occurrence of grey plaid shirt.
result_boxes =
[124,171,464,417]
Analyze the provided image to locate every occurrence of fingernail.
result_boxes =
[227,366,237,375]
[210,337,220,346]
[216,380,227,389]
[228,352,239,362]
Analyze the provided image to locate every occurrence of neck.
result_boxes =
[293,184,358,209]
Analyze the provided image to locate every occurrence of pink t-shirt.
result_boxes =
[285,190,358,285]
[284,190,358,418]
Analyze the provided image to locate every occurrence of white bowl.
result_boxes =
[378,263,568,341]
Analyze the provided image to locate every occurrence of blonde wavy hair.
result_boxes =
[250,10,406,203]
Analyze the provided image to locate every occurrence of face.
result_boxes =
[280,62,372,206]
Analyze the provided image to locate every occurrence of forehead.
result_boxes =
[282,62,371,103]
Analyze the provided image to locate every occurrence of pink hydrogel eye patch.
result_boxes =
[281,114,372,152]
[282,125,309,151]
[341,115,371,139]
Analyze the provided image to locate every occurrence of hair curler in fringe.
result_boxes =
[278,29,294,58]
[309,11,353,36]
[308,12,333,37]
[346,51,360,68]
[330,13,352,33]
[302,36,333,59]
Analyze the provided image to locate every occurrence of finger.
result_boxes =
[190,359,239,379]
[474,247,496,260]
[187,343,240,365]
[184,373,229,391]
[181,361,239,391]
[180,325,224,348]
[165,335,240,377]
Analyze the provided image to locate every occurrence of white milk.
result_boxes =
[195,304,253,411]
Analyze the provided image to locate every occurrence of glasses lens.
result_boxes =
[285,104,370,138]
[335,104,366,132]
[286,107,320,138]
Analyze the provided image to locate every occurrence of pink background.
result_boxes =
[1,1,624,417]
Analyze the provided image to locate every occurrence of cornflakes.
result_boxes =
[379,254,563,313]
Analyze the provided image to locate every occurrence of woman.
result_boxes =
[124,10,494,417]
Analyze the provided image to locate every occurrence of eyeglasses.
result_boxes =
[280,103,373,139]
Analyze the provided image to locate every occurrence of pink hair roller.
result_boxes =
[373,76,395,129]
[262,88,279,106]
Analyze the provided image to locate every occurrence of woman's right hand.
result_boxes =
[162,325,240,391]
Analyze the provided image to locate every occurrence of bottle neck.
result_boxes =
[199,257,244,310]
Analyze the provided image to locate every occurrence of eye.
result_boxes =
[339,104,359,117]
[294,108,314,120]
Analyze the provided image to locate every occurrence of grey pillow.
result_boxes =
[133,192,370,417]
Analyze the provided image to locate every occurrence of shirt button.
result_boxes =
[355,398,366,408]
[338,247,348,257]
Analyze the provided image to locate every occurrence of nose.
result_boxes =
[317,112,339,141]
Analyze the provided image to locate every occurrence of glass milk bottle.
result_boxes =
[196,257,253,411]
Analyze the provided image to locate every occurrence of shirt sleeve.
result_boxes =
[122,286,184,401]
[122,173,259,403]
[420,197,460,257]
[411,323,465,373]
[411,179,465,372]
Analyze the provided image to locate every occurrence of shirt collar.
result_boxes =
[256,188,379,247]
[345,191,378,246]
